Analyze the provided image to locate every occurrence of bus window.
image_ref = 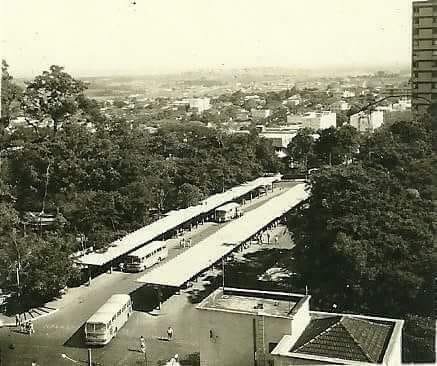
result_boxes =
[96,323,106,332]
[86,323,107,333]
[86,323,95,332]
[117,309,121,316]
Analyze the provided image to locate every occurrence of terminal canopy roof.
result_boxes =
[137,183,308,288]
[76,175,281,266]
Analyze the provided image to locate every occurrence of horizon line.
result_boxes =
[10,63,411,80]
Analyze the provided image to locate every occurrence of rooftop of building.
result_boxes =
[272,311,403,365]
[197,287,308,318]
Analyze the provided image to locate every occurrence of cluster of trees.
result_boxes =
[287,118,436,362]
[286,124,360,170]
[0,61,281,305]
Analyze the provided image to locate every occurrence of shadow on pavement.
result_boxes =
[63,324,89,349]
[130,285,175,313]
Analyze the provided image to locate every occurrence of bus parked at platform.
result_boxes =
[85,294,132,345]
[125,241,168,272]
[215,202,243,223]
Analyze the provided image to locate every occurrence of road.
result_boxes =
[0,181,298,366]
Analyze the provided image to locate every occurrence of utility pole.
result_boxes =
[222,257,225,290]
[41,161,51,214]
[87,349,92,366]
[15,261,20,297]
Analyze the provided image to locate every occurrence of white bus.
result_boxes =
[215,202,243,223]
[125,241,168,272]
[85,294,132,345]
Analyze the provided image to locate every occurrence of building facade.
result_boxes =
[349,111,384,132]
[251,109,272,120]
[187,98,211,114]
[196,287,403,366]
[412,0,437,115]
[259,129,297,158]
[286,112,336,130]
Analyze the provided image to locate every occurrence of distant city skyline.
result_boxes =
[2,0,415,78]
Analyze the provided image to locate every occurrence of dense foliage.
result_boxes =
[0,62,281,304]
[287,119,436,362]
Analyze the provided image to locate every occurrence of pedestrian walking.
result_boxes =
[15,314,20,327]
[119,262,124,272]
[167,326,174,340]
[139,336,146,353]
[20,321,25,333]
[274,235,279,245]
[187,238,192,247]
[28,320,34,335]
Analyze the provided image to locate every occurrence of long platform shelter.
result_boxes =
[137,183,309,288]
[76,174,282,267]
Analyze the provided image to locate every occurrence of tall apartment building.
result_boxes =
[412,0,437,115]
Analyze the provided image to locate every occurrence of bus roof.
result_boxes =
[126,241,165,258]
[216,202,240,212]
[87,294,131,324]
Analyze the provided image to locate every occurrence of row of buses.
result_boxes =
[83,200,246,345]
[84,200,246,345]
[85,241,168,345]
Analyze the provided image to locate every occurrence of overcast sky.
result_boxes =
[1,0,415,77]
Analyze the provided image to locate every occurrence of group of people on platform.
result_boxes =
[179,237,192,248]
[15,314,34,335]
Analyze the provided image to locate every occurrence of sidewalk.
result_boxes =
[0,305,58,327]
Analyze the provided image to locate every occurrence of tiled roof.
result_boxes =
[291,316,393,363]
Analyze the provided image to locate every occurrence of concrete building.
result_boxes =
[330,100,350,113]
[349,110,384,132]
[251,109,272,120]
[381,84,411,98]
[259,128,297,158]
[286,112,336,130]
[285,95,302,106]
[187,98,211,114]
[412,0,437,114]
[235,109,250,121]
[391,98,412,111]
[342,90,356,98]
[197,287,403,366]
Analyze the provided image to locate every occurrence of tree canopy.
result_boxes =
[288,119,436,321]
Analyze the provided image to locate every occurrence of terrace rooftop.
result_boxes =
[197,287,308,318]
